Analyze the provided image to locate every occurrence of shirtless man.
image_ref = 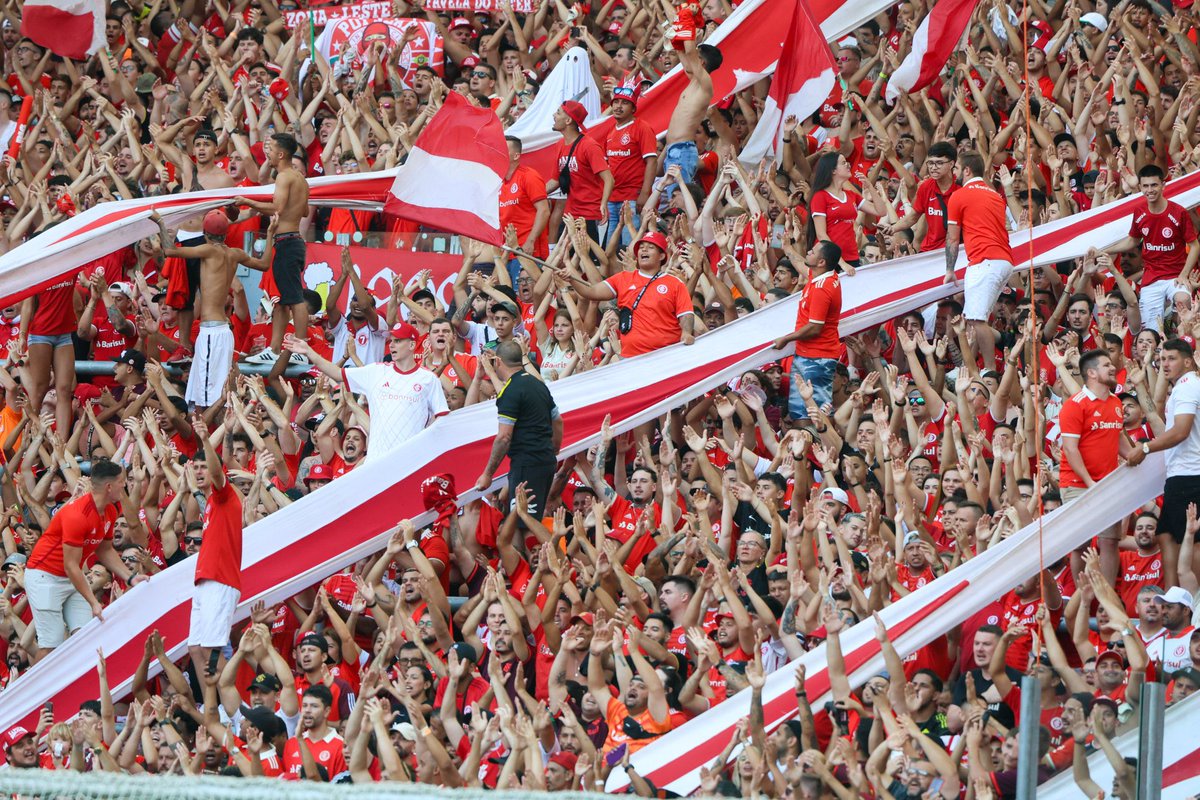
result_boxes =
[661,34,722,200]
[154,126,237,348]
[151,210,274,409]
[236,133,311,366]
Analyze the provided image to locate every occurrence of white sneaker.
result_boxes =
[244,349,279,364]
[288,352,309,365]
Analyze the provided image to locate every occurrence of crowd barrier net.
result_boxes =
[0,769,612,799]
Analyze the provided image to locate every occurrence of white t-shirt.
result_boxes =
[331,317,387,366]
[342,362,449,458]
[1166,371,1200,478]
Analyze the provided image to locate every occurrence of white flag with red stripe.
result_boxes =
[738,0,835,165]
[20,0,104,61]
[384,92,508,244]
[885,0,980,102]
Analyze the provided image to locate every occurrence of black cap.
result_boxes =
[451,641,477,663]
[194,129,219,144]
[411,288,436,305]
[248,672,282,693]
[298,633,328,652]
[116,348,147,373]
[242,706,284,740]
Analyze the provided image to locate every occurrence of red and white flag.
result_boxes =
[384,92,508,244]
[885,0,980,102]
[738,0,835,165]
[20,0,105,61]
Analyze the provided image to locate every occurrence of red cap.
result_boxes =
[612,85,638,108]
[307,463,334,482]
[461,55,481,68]
[450,16,473,29]
[569,612,595,627]
[636,230,669,254]
[203,209,230,237]
[390,321,419,341]
[2,725,32,749]
[549,751,578,772]
[561,100,588,131]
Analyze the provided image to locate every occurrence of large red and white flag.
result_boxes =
[738,0,835,165]
[384,92,508,244]
[885,0,980,102]
[20,0,105,61]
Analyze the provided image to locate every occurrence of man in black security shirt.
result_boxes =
[474,341,563,517]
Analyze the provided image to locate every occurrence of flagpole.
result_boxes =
[498,245,553,270]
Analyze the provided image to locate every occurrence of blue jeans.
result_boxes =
[604,201,642,248]
[788,356,837,419]
[659,141,699,209]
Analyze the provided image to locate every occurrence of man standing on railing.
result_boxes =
[151,211,274,410]
[944,151,1013,374]
[187,415,243,679]
[236,133,312,368]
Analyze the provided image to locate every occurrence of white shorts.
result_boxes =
[186,323,235,409]
[963,259,1014,321]
[1139,278,1189,334]
[25,568,91,648]
[188,579,240,648]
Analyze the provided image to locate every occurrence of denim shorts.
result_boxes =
[788,356,837,419]
[28,333,73,348]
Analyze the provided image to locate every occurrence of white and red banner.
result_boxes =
[314,17,443,86]
[283,1,391,27]
[384,92,508,244]
[282,1,392,28]
[304,241,461,309]
[738,0,836,165]
[19,0,104,61]
[425,0,535,11]
[517,0,899,179]
[885,0,980,103]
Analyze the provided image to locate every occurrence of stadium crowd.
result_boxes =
[1,0,1200,796]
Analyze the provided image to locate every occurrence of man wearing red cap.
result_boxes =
[546,100,613,242]
[560,231,695,357]
[604,86,657,247]
[1,725,37,769]
[152,210,275,410]
[285,321,448,459]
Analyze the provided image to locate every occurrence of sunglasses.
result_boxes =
[472,70,491,77]
[184,536,203,545]
[908,396,926,406]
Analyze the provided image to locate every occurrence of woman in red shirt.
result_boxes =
[21,272,81,436]
[808,152,861,274]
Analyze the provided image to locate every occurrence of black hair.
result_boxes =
[662,574,696,598]
[271,132,299,159]
[1078,348,1110,379]
[1138,163,1165,181]
[91,459,125,484]
[817,240,842,271]
[303,683,334,709]
[809,152,841,197]
[236,27,265,45]
[504,135,522,153]
[928,141,957,161]
[698,44,723,73]
[1164,337,1195,359]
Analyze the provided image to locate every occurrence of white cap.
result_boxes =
[109,282,133,298]
[1080,12,1108,32]
[903,531,923,548]
[1154,587,1195,610]
[820,486,850,506]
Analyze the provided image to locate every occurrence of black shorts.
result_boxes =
[1160,475,1200,543]
[507,460,556,520]
[272,233,306,307]
[179,235,206,312]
